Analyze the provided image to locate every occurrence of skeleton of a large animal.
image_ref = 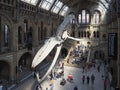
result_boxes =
[32,13,84,83]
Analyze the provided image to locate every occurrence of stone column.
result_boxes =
[11,22,19,83]
[117,17,120,89]
[33,23,39,47]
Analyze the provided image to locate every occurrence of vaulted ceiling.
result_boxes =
[59,0,113,12]
[21,0,115,16]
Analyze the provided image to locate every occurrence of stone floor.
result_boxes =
[9,60,114,90]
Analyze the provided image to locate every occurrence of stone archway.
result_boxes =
[61,48,68,58]
[18,52,32,80]
[94,50,105,60]
[18,52,32,69]
[0,61,10,81]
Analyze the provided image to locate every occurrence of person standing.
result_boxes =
[82,75,85,84]
[91,74,95,84]
[87,76,90,84]
[67,59,69,63]
[104,79,107,90]
[50,78,54,90]
[36,84,42,90]
[74,86,78,90]
[19,65,22,72]
[82,66,85,73]
[97,65,100,72]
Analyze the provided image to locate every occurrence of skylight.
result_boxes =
[105,0,112,3]
[51,0,63,14]
[99,0,109,9]
[21,0,38,5]
[39,0,55,10]
[59,5,69,16]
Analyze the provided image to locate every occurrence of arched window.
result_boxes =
[44,27,47,39]
[71,31,75,37]
[70,14,75,24]
[70,14,76,30]
[87,31,90,38]
[78,31,80,37]
[93,31,96,38]
[84,31,86,37]
[18,26,22,44]
[4,25,9,47]
[93,31,99,38]
[24,19,28,43]
[93,11,101,24]
[38,27,41,42]
[51,23,54,36]
[27,27,33,44]
[96,31,100,38]
[81,31,83,37]
[78,10,90,24]
[41,21,43,40]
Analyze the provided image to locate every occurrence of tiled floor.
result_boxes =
[10,61,113,90]
[41,62,108,90]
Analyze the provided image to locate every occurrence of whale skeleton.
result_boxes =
[32,13,84,83]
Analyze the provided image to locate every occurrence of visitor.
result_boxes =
[82,75,85,84]
[91,74,95,84]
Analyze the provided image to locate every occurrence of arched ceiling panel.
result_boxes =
[59,0,112,12]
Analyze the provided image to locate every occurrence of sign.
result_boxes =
[108,33,117,60]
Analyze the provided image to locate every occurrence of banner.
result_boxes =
[117,0,120,14]
[108,33,117,60]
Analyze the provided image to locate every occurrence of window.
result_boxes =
[87,31,90,38]
[59,5,69,16]
[78,14,81,23]
[78,10,90,24]
[71,31,75,37]
[18,26,22,44]
[78,31,80,37]
[27,27,33,44]
[39,0,55,10]
[38,27,41,42]
[70,14,75,24]
[82,10,86,24]
[81,31,83,37]
[93,11,101,24]
[84,31,86,37]
[44,27,47,39]
[21,0,38,5]
[51,0,63,14]
[100,0,109,8]
[93,31,99,38]
[4,25,9,47]
[106,0,111,3]
[24,20,28,43]
[41,21,43,40]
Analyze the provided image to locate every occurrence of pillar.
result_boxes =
[11,22,19,83]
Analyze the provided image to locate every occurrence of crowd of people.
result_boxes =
[69,44,89,65]
[34,44,109,90]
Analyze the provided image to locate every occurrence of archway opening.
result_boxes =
[61,48,68,58]
[0,61,10,83]
[18,52,32,80]
[94,50,105,60]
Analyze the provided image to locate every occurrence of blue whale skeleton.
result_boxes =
[32,13,84,83]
